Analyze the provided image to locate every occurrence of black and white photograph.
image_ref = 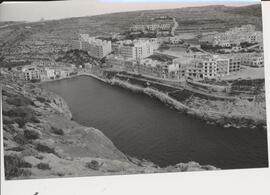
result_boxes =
[0,0,268,181]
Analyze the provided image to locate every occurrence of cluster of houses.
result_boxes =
[129,16,176,36]
[71,33,184,60]
[1,61,78,82]
[200,25,263,47]
[130,22,173,35]
[69,25,264,82]
[104,51,264,81]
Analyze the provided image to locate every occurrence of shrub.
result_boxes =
[37,162,51,170]
[35,142,55,154]
[6,95,33,107]
[51,126,64,135]
[24,129,41,140]
[14,118,28,128]
[3,116,14,125]
[6,107,40,127]
[7,146,25,152]
[6,107,37,118]
[30,116,40,123]
[36,96,47,103]
[85,160,103,170]
[4,155,32,179]
[14,133,28,145]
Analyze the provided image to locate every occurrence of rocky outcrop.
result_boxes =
[1,75,219,180]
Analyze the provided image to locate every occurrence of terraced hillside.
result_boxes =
[0,4,262,66]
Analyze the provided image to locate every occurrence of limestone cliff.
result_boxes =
[1,75,218,180]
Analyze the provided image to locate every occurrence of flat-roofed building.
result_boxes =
[215,57,230,77]
[72,34,112,59]
[105,55,137,72]
[119,40,154,60]
[219,54,241,73]
[137,58,164,78]
[204,25,263,47]
[241,53,264,67]
[22,65,40,81]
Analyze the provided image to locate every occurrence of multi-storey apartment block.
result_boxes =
[215,58,230,77]
[22,66,40,81]
[105,55,137,72]
[200,25,263,47]
[118,40,154,60]
[219,54,241,73]
[241,53,264,67]
[72,34,112,59]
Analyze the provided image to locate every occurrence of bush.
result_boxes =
[6,107,40,127]
[6,95,33,107]
[24,129,41,139]
[36,96,47,103]
[37,162,51,170]
[6,107,38,118]
[14,133,28,145]
[3,116,14,125]
[30,116,40,123]
[4,155,32,179]
[51,126,64,135]
[7,146,25,152]
[14,118,28,128]
[35,141,55,154]
[85,160,103,170]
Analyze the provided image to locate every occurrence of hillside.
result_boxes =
[224,4,262,17]
[1,75,218,180]
[0,4,263,65]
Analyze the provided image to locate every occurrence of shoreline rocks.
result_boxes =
[108,78,266,129]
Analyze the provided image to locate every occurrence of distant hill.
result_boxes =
[0,3,263,63]
[223,4,262,17]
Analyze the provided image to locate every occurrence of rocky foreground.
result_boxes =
[1,75,218,180]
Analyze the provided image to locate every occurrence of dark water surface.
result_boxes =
[42,76,268,169]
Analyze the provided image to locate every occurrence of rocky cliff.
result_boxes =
[1,75,218,180]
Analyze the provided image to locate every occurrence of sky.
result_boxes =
[0,0,261,22]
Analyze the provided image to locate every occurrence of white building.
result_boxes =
[241,53,264,67]
[22,66,40,81]
[72,34,112,59]
[105,55,137,72]
[215,57,230,77]
[119,40,154,60]
[41,67,55,80]
[203,25,263,47]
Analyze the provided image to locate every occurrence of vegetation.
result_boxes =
[147,53,176,62]
[56,49,100,67]
[240,42,258,48]
[4,155,32,179]
[6,94,33,107]
[37,163,51,170]
[200,43,230,51]
[158,43,170,51]
[4,107,40,128]
[124,31,157,40]
[85,160,103,170]
[51,126,64,135]
[36,96,48,103]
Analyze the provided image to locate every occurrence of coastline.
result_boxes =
[44,73,266,130]
[2,75,220,179]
